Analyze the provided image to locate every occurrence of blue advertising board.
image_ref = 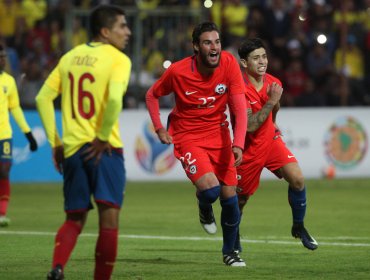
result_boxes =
[10,110,63,182]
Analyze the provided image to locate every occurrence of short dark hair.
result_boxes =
[238,38,265,59]
[89,5,126,38]
[192,22,220,45]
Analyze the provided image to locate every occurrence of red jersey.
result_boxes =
[243,72,282,156]
[152,51,245,143]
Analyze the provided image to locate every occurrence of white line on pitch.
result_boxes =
[1,230,370,247]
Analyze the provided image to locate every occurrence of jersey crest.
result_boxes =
[215,84,227,95]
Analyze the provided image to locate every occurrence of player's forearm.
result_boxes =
[10,107,31,133]
[36,84,62,147]
[145,85,164,131]
[272,102,280,123]
[248,101,275,132]
[97,82,124,141]
[228,94,247,149]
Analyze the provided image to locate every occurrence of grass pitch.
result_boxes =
[0,178,369,279]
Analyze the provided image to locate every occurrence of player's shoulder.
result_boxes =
[220,50,238,64]
[172,56,192,68]
[0,71,16,84]
[265,73,282,86]
[164,55,192,75]
[103,45,132,66]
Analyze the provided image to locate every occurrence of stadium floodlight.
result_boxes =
[298,13,307,21]
[163,60,172,69]
[204,0,213,8]
[317,34,327,44]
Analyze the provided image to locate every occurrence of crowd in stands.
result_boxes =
[0,0,369,108]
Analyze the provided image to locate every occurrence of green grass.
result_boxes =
[1,179,370,279]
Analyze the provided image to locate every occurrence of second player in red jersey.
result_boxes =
[234,38,318,253]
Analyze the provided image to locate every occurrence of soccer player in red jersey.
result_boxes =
[0,44,38,227]
[234,38,318,251]
[36,5,131,280]
[146,22,248,266]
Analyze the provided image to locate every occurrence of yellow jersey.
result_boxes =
[41,42,131,157]
[0,71,30,140]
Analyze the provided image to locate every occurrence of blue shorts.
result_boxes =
[0,139,12,163]
[63,144,126,212]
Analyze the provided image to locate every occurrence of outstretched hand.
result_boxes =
[156,128,173,144]
[232,146,243,167]
[82,137,111,165]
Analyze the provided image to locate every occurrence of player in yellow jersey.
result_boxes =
[0,44,37,227]
[36,5,131,280]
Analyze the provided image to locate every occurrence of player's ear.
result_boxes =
[193,43,199,52]
[100,27,110,39]
[240,59,247,68]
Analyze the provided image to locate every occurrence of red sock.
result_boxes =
[52,220,82,269]
[94,228,118,280]
[0,179,10,216]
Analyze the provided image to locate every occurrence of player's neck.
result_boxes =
[92,35,108,45]
[247,72,263,88]
[196,57,216,76]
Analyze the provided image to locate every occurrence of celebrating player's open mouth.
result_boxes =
[209,52,220,64]
[201,51,220,68]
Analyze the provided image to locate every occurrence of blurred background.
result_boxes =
[0,0,369,110]
[2,0,370,182]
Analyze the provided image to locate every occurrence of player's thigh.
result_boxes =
[236,158,264,196]
[63,148,92,212]
[280,162,304,188]
[210,144,238,187]
[266,137,298,178]
[92,149,126,209]
[174,142,214,184]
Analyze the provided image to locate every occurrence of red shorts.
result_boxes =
[173,126,237,186]
[236,137,297,196]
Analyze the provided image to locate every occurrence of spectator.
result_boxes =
[18,58,44,109]
[26,19,51,54]
[264,0,291,58]
[334,34,369,105]
[71,17,88,47]
[7,17,29,59]
[50,19,65,58]
[306,42,334,89]
[21,0,47,29]
[222,0,249,47]
[282,58,309,106]
[295,78,326,107]
[0,0,24,44]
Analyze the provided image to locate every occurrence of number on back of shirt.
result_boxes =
[68,72,96,119]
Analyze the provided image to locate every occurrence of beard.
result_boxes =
[198,49,220,68]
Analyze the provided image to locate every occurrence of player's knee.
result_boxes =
[290,175,305,191]
[198,185,220,204]
[238,194,249,210]
[0,164,11,179]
